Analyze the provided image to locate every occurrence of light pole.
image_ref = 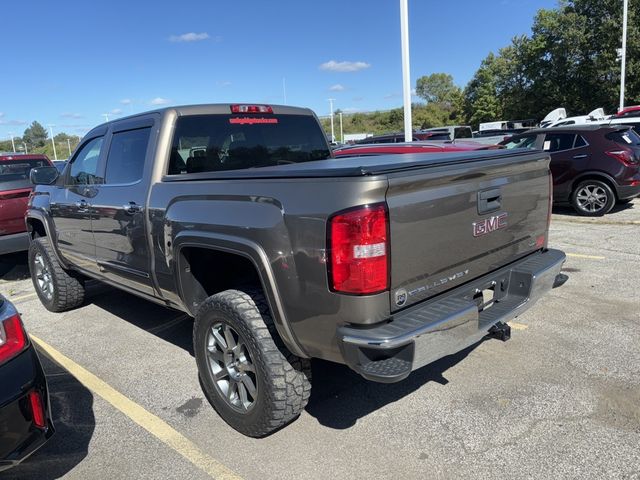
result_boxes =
[619,0,628,112]
[8,132,16,153]
[102,113,109,123]
[23,143,28,154]
[400,0,413,142]
[47,124,58,161]
[327,98,335,143]
[67,138,72,156]
[339,112,344,144]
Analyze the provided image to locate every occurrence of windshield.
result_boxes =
[0,159,49,184]
[169,114,331,174]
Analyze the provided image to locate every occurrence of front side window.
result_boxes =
[544,133,575,152]
[68,137,104,185]
[105,128,151,184]
[168,114,331,174]
[502,135,537,150]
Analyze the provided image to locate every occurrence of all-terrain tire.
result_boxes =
[193,289,312,437]
[28,237,85,312]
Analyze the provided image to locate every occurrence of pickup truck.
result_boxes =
[26,104,566,437]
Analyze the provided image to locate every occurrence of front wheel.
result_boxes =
[571,180,615,216]
[28,237,85,312]
[193,289,311,437]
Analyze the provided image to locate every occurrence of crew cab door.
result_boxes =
[50,134,105,273]
[90,116,156,296]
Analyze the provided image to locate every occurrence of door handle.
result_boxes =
[573,154,588,159]
[75,199,89,211]
[123,202,142,215]
[478,188,502,214]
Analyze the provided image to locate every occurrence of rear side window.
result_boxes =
[168,114,331,174]
[605,128,640,146]
[69,137,104,185]
[105,127,151,184]
[544,133,575,152]
[574,135,587,148]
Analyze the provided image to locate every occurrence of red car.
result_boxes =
[614,105,640,118]
[333,141,499,158]
[0,154,52,255]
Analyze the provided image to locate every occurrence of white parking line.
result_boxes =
[31,335,243,480]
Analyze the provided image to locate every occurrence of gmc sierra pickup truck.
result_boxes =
[26,104,565,437]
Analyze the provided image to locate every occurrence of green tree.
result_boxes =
[416,73,461,105]
[23,121,48,148]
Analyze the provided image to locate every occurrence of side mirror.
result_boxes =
[30,166,59,185]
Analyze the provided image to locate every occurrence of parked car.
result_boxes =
[0,294,54,472]
[333,141,499,158]
[613,105,640,118]
[420,125,473,140]
[355,130,450,143]
[500,125,640,216]
[0,154,52,255]
[27,103,564,437]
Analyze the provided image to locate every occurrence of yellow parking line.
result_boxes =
[31,335,242,480]
[508,321,528,331]
[10,292,37,302]
[566,253,606,260]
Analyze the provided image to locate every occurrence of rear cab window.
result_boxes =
[0,158,49,189]
[168,112,331,175]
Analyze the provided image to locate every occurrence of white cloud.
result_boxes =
[149,97,170,106]
[120,98,132,105]
[329,84,345,92]
[61,112,84,119]
[110,108,123,115]
[0,118,26,126]
[169,32,209,43]
[217,80,232,87]
[319,60,371,72]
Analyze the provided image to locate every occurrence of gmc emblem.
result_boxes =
[473,213,508,237]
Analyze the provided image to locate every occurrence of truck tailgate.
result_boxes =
[386,150,551,311]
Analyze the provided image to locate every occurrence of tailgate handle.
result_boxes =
[478,188,502,214]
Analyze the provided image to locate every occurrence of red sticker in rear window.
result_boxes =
[229,117,279,125]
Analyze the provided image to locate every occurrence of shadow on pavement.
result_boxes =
[552,200,634,217]
[2,351,95,480]
[306,342,481,430]
[0,252,30,282]
[87,286,195,356]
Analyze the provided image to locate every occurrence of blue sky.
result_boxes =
[1,0,557,139]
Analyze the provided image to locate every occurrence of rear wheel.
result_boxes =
[571,180,615,216]
[193,289,311,437]
[28,237,85,312]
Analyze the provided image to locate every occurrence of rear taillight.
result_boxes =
[230,104,273,114]
[0,314,27,365]
[27,390,46,429]
[605,149,638,166]
[328,204,389,294]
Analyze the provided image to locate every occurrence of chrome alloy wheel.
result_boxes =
[576,184,608,213]
[206,322,258,412]
[33,252,54,300]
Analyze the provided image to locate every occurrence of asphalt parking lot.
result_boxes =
[1,200,639,480]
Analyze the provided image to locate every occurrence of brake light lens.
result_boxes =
[605,149,638,166]
[0,314,27,365]
[329,204,389,294]
[27,390,46,429]
[230,104,273,114]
